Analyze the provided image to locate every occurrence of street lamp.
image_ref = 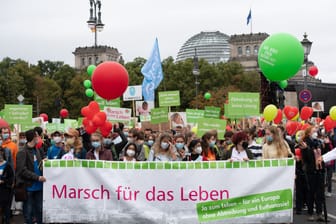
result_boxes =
[87,0,104,48]
[300,32,312,106]
[192,48,200,109]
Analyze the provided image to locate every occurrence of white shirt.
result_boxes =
[61,148,74,160]
[322,148,336,163]
[230,148,248,161]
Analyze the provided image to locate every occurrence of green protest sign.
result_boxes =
[151,108,168,124]
[186,109,204,124]
[204,106,221,119]
[227,92,260,117]
[197,118,226,140]
[77,117,84,126]
[46,123,59,134]
[94,94,120,109]
[158,91,180,107]
[64,119,78,129]
[21,123,38,132]
[4,104,32,124]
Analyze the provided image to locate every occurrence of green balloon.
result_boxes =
[85,88,94,97]
[87,65,96,77]
[258,33,304,81]
[204,92,211,100]
[278,80,288,89]
[83,79,92,89]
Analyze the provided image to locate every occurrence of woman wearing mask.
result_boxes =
[262,126,293,159]
[143,134,155,160]
[223,132,254,161]
[86,132,112,161]
[301,126,325,222]
[148,134,176,161]
[60,128,87,160]
[0,147,14,224]
[174,134,188,161]
[122,143,137,162]
[201,131,219,161]
[47,131,63,160]
[184,139,205,161]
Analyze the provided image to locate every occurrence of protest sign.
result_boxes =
[204,106,221,119]
[186,109,204,124]
[158,91,180,107]
[227,92,260,117]
[104,107,132,122]
[123,85,142,101]
[94,95,120,109]
[4,104,32,124]
[197,118,227,140]
[151,107,168,124]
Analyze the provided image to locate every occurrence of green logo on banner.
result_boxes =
[204,106,221,119]
[158,91,180,107]
[151,108,168,124]
[227,92,260,117]
[197,118,226,140]
[4,104,32,124]
[196,189,292,222]
[186,109,204,123]
[94,95,120,109]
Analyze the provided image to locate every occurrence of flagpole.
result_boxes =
[250,17,252,34]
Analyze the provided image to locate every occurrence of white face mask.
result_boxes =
[195,146,202,154]
[113,136,123,145]
[127,137,134,143]
[53,136,62,143]
[126,149,135,157]
[312,132,318,139]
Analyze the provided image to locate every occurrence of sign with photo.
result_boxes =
[311,101,324,112]
[136,101,154,116]
[123,85,143,101]
[169,112,187,128]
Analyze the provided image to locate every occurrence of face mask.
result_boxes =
[103,138,112,146]
[296,137,301,142]
[266,136,273,143]
[112,136,122,145]
[66,138,75,145]
[226,140,232,145]
[2,134,9,140]
[126,149,135,157]
[123,132,129,137]
[92,141,101,148]
[161,142,169,150]
[242,141,249,150]
[312,132,318,139]
[195,146,202,154]
[127,137,133,143]
[19,139,27,145]
[53,136,62,144]
[209,140,216,148]
[147,140,154,146]
[175,143,184,150]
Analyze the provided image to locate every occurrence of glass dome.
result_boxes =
[176,31,231,64]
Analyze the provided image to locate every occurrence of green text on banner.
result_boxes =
[94,95,120,109]
[4,104,32,124]
[186,109,204,124]
[151,107,168,124]
[197,118,227,140]
[204,106,221,119]
[158,91,180,107]
[227,92,260,117]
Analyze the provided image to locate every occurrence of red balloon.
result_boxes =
[60,109,69,118]
[92,62,129,100]
[286,121,299,136]
[0,119,10,129]
[92,112,106,127]
[300,106,313,121]
[324,116,335,132]
[284,106,299,120]
[88,101,100,114]
[273,109,283,124]
[100,121,113,133]
[85,122,97,134]
[308,66,318,77]
[81,106,91,118]
[300,123,310,131]
[295,148,301,158]
[39,113,48,122]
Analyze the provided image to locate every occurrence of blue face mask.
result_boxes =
[209,140,216,148]
[92,141,101,148]
[2,133,9,140]
[175,143,185,150]
[266,136,273,142]
[147,140,154,146]
[161,142,169,150]
[123,132,129,137]
[103,138,112,146]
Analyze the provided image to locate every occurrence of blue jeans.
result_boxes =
[23,190,43,224]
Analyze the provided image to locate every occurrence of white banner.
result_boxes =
[123,85,142,101]
[104,107,132,122]
[43,159,295,223]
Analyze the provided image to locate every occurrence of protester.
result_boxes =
[17,132,27,151]
[223,131,254,161]
[47,131,63,160]
[143,134,155,160]
[148,133,176,161]
[122,143,137,161]
[184,139,205,161]
[33,126,50,158]
[201,131,219,161]
[0,146,14,224]
[16,129,46,224]
[262,126,293,159]
[246,128,263,160]
[301,126,325,222]
[122,129,145,161]
[59,128,86,160]
[0,127,18,170]
[174,134,188,161]
[86,131,112,161]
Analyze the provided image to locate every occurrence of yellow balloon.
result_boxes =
[263,104,278,122]
[291,112,299,121]
[329,106,336,121]
[191,126,198,134]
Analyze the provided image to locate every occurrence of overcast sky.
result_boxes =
[1,0,336,83]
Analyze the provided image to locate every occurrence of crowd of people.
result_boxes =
[0,120,335,223]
